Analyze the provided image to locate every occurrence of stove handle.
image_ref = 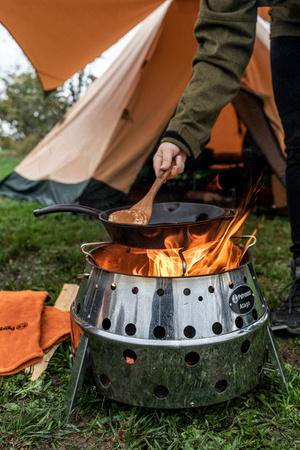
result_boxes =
[81,241,111,265]
[77,273,90,279]
[231,234,256,261]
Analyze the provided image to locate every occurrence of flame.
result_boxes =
[92,208,252,277]
[92,179,260,277]
[126,357,134,364]
[145,209,249,277]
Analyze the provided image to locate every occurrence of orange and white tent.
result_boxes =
[0,1,286,208]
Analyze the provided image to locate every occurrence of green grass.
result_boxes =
[0,151,23,181]
[0,177,299,448]
[0,196,109,299]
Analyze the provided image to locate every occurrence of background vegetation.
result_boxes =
[0,155,299,449]
[0,68,95,155]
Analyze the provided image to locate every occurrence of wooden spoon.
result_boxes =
[108,167,172,225]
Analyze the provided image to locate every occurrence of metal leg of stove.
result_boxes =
[264,326,289,395]
[63,334,90,420]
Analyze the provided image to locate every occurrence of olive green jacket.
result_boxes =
[161,0,300,159]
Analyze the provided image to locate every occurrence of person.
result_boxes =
[153,1,300,336]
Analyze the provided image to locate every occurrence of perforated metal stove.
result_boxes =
[64,242,288,416]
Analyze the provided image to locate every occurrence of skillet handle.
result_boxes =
[33,204,102,219]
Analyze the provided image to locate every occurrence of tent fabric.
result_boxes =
[0,171,90,205]
[13,1,178,188]
[0,171,127,208]
[0,0,166,92]
[1,0,202,205]
[0,2,285,208]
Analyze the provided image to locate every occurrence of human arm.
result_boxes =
[154,0,258,176]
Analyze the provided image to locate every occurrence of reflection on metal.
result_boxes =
[77,273,90,279]
[63,335,90,420]
[265,327,289,395]
[66,247,287,410]
[178,249,187,276]
[81,241,110,266]
[231,235,257,263]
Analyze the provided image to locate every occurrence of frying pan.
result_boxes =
[33,202,235,249]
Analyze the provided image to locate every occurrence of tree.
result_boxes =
[0,68,95,153]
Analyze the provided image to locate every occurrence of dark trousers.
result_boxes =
[271,36,300,259]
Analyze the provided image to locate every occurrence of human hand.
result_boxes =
[153,142,187,179]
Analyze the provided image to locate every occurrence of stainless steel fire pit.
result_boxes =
[64,242,288,414]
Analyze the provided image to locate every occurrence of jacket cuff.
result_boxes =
[161,129,209,159]
[160,131,193,157]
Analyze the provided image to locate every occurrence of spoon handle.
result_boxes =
[131,167,172,211]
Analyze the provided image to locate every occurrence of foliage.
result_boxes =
[0,157,299,448]
[0,68,95,154]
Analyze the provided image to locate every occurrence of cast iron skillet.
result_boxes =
[33,202,235,249]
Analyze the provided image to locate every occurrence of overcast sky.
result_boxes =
[0,25,30,74]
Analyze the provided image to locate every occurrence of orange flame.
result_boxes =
[92,208,252,277]
[144,209,249,277]
[92,178,260,276]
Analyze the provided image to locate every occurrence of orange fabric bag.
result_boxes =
[0,291,71,376]
[40,306,71,351]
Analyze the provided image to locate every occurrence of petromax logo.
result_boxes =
[229,285,255,314]
[0,322,28,332]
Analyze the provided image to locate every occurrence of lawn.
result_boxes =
[0,152,23,180]
[0,155,299,449]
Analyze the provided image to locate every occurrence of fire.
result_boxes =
[125,357,135,364]
[92,208,253,277]
[91,176,261,277]
[145,209,250,277]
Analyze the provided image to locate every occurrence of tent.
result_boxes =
[0,0,169,93]
[0,1,286,209]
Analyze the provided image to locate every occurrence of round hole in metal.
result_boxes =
[123,349,137,364]
[153,326,166,339]
[157,288,164,296]
[132,286,139,295]
[252,309,258,320]
[154,385,169,400]
[111,283,117,291]
[212,322,222,335]
[185,352,200,366]
[235,317,243,329]
[208,286,215,293]
[76,302,81,314]
[184,326,196,339]
[183,288,191,296]
[241,339,251,354]
[99,374,111,388]
[229,282,234,289]
[215,379,227,394]
[198,296,203,301]
[102,318,111,331]
[125,323,136,336]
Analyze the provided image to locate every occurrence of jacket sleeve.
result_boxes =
[161,0,258,158]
